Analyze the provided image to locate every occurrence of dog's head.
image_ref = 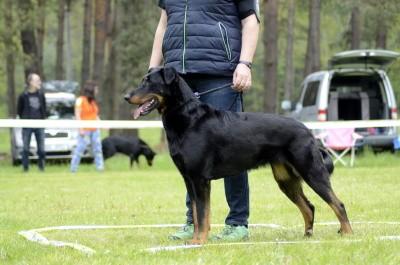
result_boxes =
[124,67,178,119]
[141,146,156,166]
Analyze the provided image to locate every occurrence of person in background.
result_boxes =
[17,73,47,172]
[149,0,260,241]
[70,80,104,172]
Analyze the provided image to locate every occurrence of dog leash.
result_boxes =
[193,82,243,111]
[193,83,233,98]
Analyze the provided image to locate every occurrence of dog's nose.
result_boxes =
[124,93,131,102]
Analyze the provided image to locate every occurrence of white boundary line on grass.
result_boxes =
[18,230,97,255]
[145,236,400,253]
[18,221,400,255]
[18,223,282,255]
[146,239,356,253]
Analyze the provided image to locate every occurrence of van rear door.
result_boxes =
[329,49,400,70]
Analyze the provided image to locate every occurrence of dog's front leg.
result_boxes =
[189,178,211,245]
[183,178,199,240]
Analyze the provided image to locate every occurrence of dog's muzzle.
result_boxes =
[124,93,132,102]
[124,93,161,119]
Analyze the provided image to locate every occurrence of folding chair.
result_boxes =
[316,128,363,167]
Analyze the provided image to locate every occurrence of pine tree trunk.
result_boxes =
[350,6,361,50]
[114,0,138,137]
[304,0,321,77]
[17,0,41,78]
[283,0,295,102]
[375,19,387,49]
[93,0,108,117]
[81,0,93,85]
[104,0,117,121]
[65,0,73,80]
[108,0,121,137]
[93,0,107,82]
[4,0,17,117]
[264,0,279,113]
[37,0,46,79]
[56,0,65,80]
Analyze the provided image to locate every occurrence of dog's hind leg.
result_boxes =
[271,163,315,236]
[305,175,352,234]
[288,143,352,235]
[297,159,352,234]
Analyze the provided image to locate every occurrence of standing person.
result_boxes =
[70,81,104,172]
[149,0,260,241]
[17,73,47,172]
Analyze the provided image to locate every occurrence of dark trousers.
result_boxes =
[22,128,45,171]
[181,74,250,226]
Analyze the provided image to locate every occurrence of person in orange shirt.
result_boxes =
[70,81,104,172]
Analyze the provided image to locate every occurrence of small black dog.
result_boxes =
[102,135,156,168]
[124,67,352,244]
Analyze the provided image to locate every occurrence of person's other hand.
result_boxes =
[232,63,252,92]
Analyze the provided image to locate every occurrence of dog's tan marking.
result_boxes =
[272,164,291,181]
[189,185,211,245]
[191,202,199,241]
[272,163,315,236]
[296,198,314,236]
[129,93,164,105]
[327,191,353,234]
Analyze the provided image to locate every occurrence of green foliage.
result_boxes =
[116,0,159,89]
[2,0,400,114]
[248,0,400,112]
[40,0,85,81]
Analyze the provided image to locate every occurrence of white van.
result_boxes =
[283,50,399,150]
[10,81,93,165]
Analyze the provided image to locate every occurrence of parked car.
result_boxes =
[282,49,399,151]
[11,81,93,165]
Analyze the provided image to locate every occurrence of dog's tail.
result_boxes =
[319,146,334,175]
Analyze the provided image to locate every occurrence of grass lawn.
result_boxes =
[0,128,400,264]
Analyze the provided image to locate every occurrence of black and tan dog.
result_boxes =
[102,135,156,168]
[124,67,352,244]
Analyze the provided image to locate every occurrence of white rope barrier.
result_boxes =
[0,119,163,129]
[0,119,399,129]
[304,119,400,130]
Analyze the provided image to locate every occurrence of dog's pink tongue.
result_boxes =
[132,106,144,119]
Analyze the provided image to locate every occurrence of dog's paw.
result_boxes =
[186,239,206,245]
[337,228,353,235]
[304,229,313,237]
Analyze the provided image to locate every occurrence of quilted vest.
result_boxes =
[162,0,242,76]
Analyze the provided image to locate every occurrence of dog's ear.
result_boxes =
[163,67,177,85]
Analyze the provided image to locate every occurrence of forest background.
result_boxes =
[1,0,400,121]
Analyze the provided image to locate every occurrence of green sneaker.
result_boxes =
[168,224,194,240]
[210,225,249,241]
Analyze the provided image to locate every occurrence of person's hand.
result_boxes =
[79,129,85,136]
[232,63,252,92]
